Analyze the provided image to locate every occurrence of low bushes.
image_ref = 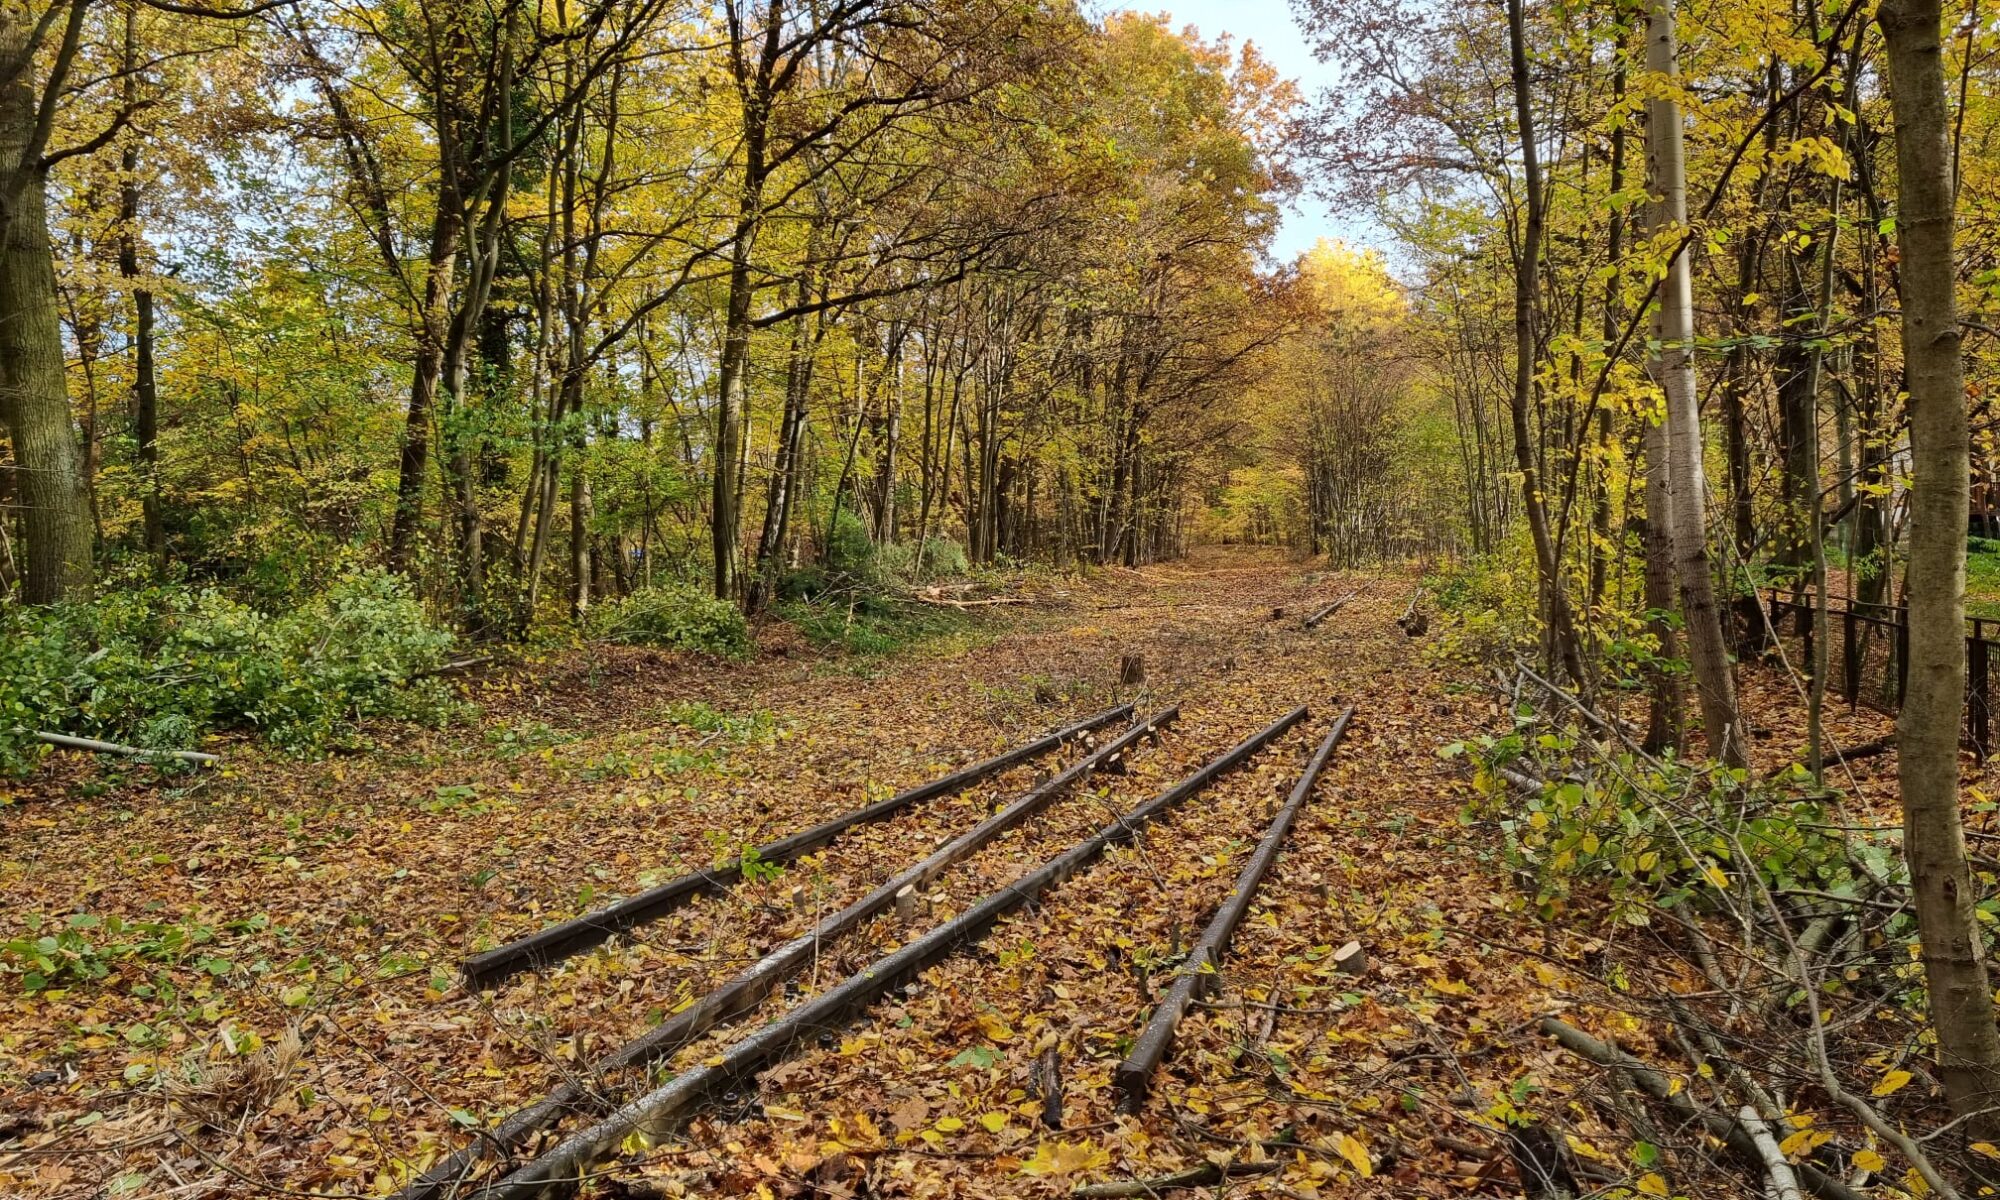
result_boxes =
[0,571,455,774]
[585,581,752,657]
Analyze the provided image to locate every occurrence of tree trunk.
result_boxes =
[1504,0,1585,686]
[1879,0,2000,1133]
[712,178,761,601]
[118,4,162,565]
[750,296,818,613]
[387,202,462,573]
[569,447,593,619]
[1646,0,1745,766]
[0,9,92,603]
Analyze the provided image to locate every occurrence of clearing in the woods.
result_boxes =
[0,550,1930,1199]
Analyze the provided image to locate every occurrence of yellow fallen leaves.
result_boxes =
[1017,1140,1111,1176]
[1778,1127,1832,1159]
[1636,1171,1670,1195]
[1332,1131,1372,1177]
[1852,1148,1886,1172]
[821,1112,886,1153]
[1872,1068,1913,1097]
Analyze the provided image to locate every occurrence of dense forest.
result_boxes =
[13,0,2000,1194]
[0,0,1302,617]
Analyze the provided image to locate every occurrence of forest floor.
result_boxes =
[0,547,1957,1200]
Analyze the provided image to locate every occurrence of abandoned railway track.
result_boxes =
[391,700,1358,1199]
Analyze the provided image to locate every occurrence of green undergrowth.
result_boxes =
[1449,714,1910,935]
[0,570,459,776]
[584,581,752,657]
[779,593,979,657]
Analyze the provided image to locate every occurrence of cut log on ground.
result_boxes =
[1332,939,1366,976]
[469,704,1313,1200]
[399,705,1177,1200]
[1760,734,1895,779]
[908,594,1027,608]
[31,731,218,765]
[460,702,1134,989]
[1302,591,1358,630]
[1398,590,1427,637]
[1114,706,1356,1112]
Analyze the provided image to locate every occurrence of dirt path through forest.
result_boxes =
[3,548,1635,1199]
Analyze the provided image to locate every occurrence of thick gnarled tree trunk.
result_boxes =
[0,8,93,603]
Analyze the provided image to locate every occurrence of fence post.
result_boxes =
[1972,625,1991,759]
[1843,605,1860,707]
[1896,617,1910,705]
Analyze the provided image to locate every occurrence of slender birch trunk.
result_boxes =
[1879,0,2000,1132]
[1644,0,1745,766]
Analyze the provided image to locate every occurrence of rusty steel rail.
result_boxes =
[1303,591,1358,630]
[461,702,1136,989]
[1113,705,1356,1112]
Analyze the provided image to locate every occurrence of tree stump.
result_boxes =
[1119,654,1146,685]
[1036,1045,1065,1130]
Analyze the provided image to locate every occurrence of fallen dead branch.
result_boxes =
[1538,1017,1865,1200]
[908,594,1028,608]
[30,730,219,765]
[410,655,499,680]
[1302,591,1359,630]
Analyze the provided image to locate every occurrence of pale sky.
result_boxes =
[1135,0,1389,263]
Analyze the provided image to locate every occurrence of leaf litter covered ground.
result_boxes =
[2,547,1903,1200]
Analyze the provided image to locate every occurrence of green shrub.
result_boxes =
[0,570,456,774]
[1450,722,1895,926]
[877,537,970,582]
[778,564,834,601]
[1423,554,1538,667]
[823,509,878,581]
[586,582,751,657]
[778,594,971,656]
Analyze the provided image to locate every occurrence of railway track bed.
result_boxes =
[5,555,1571,1200]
